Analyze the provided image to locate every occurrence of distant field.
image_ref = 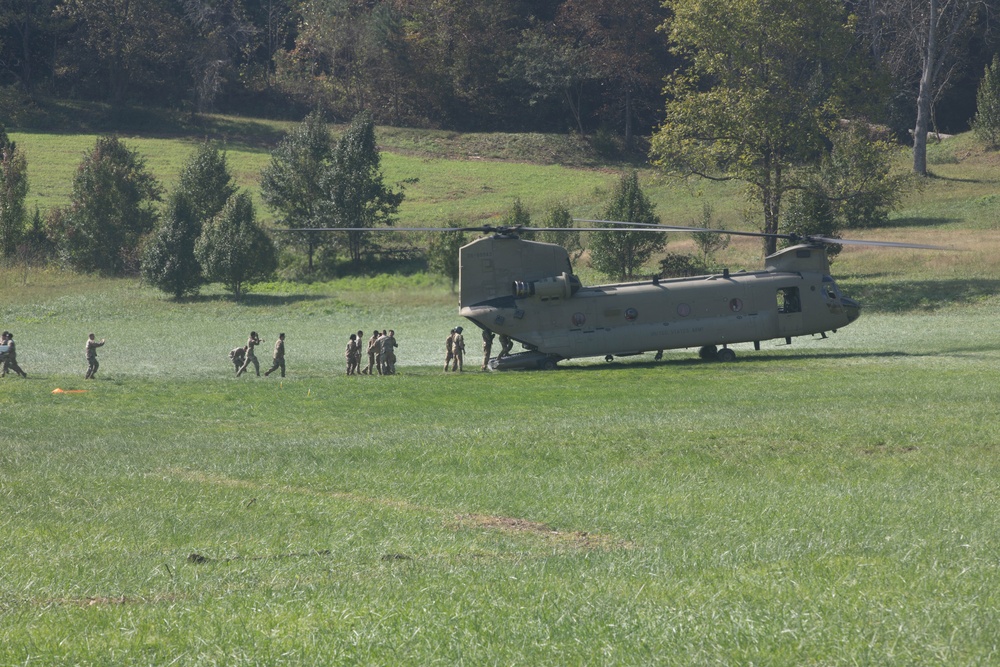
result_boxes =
[4,116,1000,663]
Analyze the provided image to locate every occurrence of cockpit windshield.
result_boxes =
[822,275,841,300]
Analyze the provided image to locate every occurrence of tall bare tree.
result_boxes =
[857,0,989,175]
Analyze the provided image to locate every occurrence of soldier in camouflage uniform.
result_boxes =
[264,333,286,377]
[345,334,359,375]
[450,326,465,372]
[1,331,27,378]
[85,333,105,379]
[481,329,495,371]
[237,331,262,377]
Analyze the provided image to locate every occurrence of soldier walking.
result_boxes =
[264,333,286,377]
[450,326,465,372]
[84,333,105,379]
[1,331,27,378]
[237,331,263,377]
[481,329,495,371]
[444,328,456,371]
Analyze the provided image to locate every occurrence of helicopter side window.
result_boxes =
[777,287,801,314]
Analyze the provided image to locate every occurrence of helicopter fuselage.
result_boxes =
[458,235,860,363]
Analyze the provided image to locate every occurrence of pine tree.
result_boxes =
[196,192,277,299]
[589,171,664,280]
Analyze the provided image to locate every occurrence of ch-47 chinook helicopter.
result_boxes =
[284,222,945,370]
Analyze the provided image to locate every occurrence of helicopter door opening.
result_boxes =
[776,286,803,337]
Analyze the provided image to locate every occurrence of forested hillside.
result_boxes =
[0,0,995,140]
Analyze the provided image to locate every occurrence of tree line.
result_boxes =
[0,0,996,143]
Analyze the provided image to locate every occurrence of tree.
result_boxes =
[179,142,237,230]
[141,141,234,298]
[511,25,593,133]
[821,123,909,229]
[260,111,333,272]
[690,204,729,266]
[555,0,670,146]
[426,223,467,292]
[780,187,842,258]
[855,0,986,175]
[196,191,277,299]
[320,110,404,265]
[141,191,203,298]
[589,171,664,280]
[651,0,860,255]
[535,204,583,261]
[52,136,161,275]
[0,135,28,258]
[973,54,1000,148]
[54,0,186,106]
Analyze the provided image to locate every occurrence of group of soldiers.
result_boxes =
[473,328,514,371]
[346,329,398,376]
[1,330,109,380]
[231,331,286,377]
[3,324,516,380]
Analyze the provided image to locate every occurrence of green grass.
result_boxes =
[2,262,1000,663]
[4,114,1000,663]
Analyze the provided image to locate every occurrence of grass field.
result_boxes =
[3,113,1000,664]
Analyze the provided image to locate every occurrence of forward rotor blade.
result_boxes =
[574,218,787,240]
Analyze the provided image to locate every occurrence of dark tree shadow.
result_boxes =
[838,277,1000,313]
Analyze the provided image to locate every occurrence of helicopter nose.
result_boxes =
[841,297,861,323]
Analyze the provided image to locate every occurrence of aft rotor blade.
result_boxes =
[808,236,952,250]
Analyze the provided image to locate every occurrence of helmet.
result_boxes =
[455,326,463,333]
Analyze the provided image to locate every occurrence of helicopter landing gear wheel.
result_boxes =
[539,358,558,371]
[716,347,736,363]
[698,345,717,361]
[605,355,614,362]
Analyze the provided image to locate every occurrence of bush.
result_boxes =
[973,55,1000,149]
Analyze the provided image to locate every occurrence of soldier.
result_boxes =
[1,331,27,378]
[345,334,359,375]
[363,330,380,375]
[229,346,246,373]
[264,333,286,377]
[451,326,465,372]
[444,328,456,371]
[382,329,398,375]
[481,328,495,371]
[236,331,263,377]
[84,333,105,379]
[355,330,364,372]
[499,334,514,358]
[374,330,388,375]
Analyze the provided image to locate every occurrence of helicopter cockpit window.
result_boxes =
[777,287,801,314]
[822,276,841,300]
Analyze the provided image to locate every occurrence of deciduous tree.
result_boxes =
[320,110,403,265]
[260,111,333,272]
[52,136,161,275]
[651,0,860,255]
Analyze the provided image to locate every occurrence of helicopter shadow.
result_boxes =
[561,349,916,372]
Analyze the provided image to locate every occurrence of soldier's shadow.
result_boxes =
[181,293,326,306]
